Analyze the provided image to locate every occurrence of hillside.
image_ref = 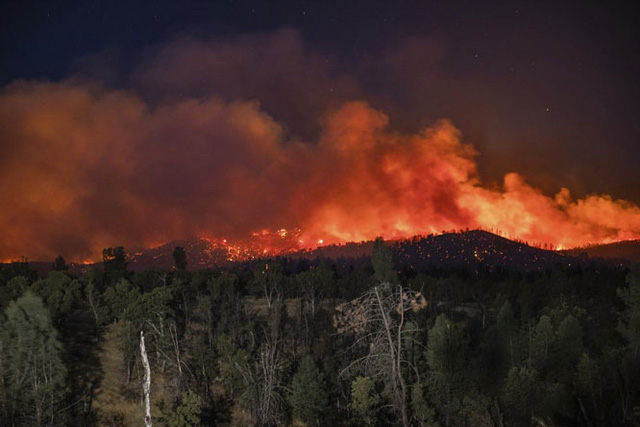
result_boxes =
[289,230,570,272]
[563,239,640,264]
[394,230,568,271]
[3,230,599,274]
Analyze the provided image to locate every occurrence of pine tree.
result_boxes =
[501,366,538,424]
[163,391,202,426]
[616,265,640,424]
[173,246,187,271]
[350,376,380,426]
[288,356,329,425]
[0,292,67,426]
[372,237,398,284]
[426,314,466,426]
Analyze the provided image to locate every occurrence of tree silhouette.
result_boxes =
[173,246,187,271]
[102,246,127,284]
[52,255,69,271]
[372,237,398,284]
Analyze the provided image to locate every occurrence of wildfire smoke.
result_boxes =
[1,31,639,261]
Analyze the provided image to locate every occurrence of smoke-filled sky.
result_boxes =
[1,0,639,261]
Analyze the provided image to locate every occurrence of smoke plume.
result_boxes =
[1,31,639,261]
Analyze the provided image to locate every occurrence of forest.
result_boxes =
[0,239,639,426]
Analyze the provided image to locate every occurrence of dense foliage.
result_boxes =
[0,246,639,426]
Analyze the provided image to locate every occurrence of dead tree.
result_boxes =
[237,337,286,426]
[140,331,152,427]
[334,283,427,427]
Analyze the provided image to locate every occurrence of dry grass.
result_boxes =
[91,323,172,426]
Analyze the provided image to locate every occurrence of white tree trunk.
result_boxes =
[140,331,152,427]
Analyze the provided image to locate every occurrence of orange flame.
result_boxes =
[1,82,639,261]
[290,102,640,250]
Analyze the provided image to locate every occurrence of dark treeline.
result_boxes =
[0,240,639,426]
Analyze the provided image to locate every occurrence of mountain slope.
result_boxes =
[392,230,568,271]
[563,240,640,264]
[289,230,569,272]
[5,230,583,273]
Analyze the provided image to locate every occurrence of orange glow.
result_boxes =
[287,103,640,251]
[1,83,639,262]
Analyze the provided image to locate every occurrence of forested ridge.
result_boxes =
[1,239,639,426]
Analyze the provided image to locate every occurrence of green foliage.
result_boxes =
[30,271,82,323]
[501,366,537,425]
[616,265,640,424]
[618,264,640,356]
[182,295,217,389]
[458,394,492,426]
[575,353,597,395]
[532,314,554,366]
[103,279,177,379]
[0,276,29,310]
[0,292,67,426]
[0,259,38,285]
[84,277,109,332]
[252,261,285,305]
[536,381,571,420]
[103,278,140,320]
[102,246,127,284]
[410,382,437,426]
[1,250,636,425]
[496,300,521,368]
[288,356,329,425]
[216,334,250,398]
[426,314,467,425]
[162,390,202,427]
[553,314,583,373]
[137,285,174,323]
[426,314,466,377]
[372,237,398,284]
[350,376,380,426]
[296,263,334,304]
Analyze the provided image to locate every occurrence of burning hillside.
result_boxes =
[1,85,640,262]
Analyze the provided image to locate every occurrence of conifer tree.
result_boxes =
[0,292,67,426]
[372,237,398,284]
[288,356,329,425]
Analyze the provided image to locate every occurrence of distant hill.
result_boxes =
[11,230,632,275]
[127,238,230,271]
[289,230,570,272]
[291,241,374,260]
[563,240,640,264]
[391,230,568,271]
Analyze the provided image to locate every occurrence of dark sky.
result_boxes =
[1,0,639,259]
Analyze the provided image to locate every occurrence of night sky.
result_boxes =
[1,0,639,260]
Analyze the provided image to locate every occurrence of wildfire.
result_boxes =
[1,83,639,261]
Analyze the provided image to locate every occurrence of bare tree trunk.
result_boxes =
[169,322,183,376]
[528,320,533,369]
[140,331,152,427]
[374,286,409,427]
[577,397,592,427]
[86,280,102,339]
[395,286,409,427]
